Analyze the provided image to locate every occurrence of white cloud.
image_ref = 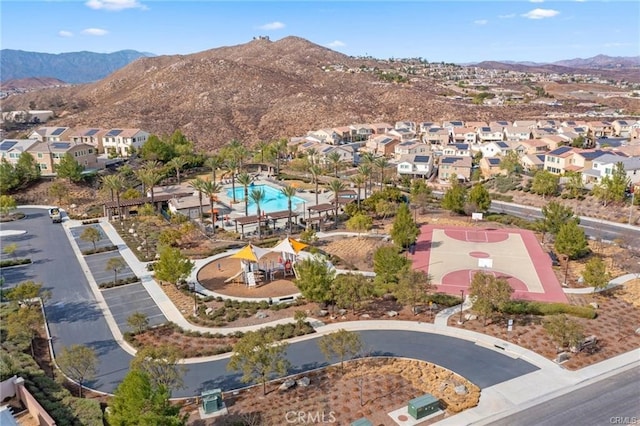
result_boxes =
[474,19,488,25]
[530,0,544,3]
[499,13,516,19]
[521,8,560,19]
[81,28,109,36]
[85,0,147,11]
[58,30,73,37]
[258,21,285,31]
[327,40,345,48]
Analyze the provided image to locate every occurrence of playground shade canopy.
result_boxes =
[229,244,271,262]
[270,237,308,256]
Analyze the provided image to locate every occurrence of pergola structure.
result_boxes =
[102,193,190,220]
[306,203,335,231]
[233,210,301,237]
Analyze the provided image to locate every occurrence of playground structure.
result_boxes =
[209,238,309,292]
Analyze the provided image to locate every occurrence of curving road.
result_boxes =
[1,208,538,397]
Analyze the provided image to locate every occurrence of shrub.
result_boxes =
[502,300,596,319]
[98,276,140,289]
[427,293,462,307]
[0,258,32,268]
[81,219,100,225]
[82,245,118,256]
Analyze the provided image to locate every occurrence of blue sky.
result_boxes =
[1,0,638,63]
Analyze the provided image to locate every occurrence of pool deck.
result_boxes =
[215,176,335,233]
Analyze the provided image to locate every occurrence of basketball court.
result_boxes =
[410,225,567,302]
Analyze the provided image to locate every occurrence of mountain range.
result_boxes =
[2,37,638,150]
[0,49,153,84]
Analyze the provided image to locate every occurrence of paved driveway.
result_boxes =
[101,283,166,332]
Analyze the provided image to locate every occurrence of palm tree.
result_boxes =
[236,172,253,216]
[135,163,162,205]
[326,151,342,178]
[374,157,389,188]
[200,180,222,237]
[205,154,224,183]
[309,164,322,205]
[101,174,125,219]
[280,185,298,233]
[223,158,239,202]
[167,156,188,184]
[249,188,266,240]
[254,141,270,164]
[351,174,366,209]
[328,179,345,227]
[188,178,206,224]
[306,148,318,166]
[358,164,373,199]
[272,138,288,176]
[229,139,249,170]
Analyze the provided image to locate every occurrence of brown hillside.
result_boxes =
[2,37,631,150]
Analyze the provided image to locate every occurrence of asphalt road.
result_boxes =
[489,367,640,426]
[489,200,640,248]
[0,208,539,397]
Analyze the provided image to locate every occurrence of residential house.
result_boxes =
[503,126,533,142]
[396,154,432,178]
[544,146,574,175]
[315,143,355,166]
[465,121,488,130]
[513,120,538,129]
[476,126,504,143]
[388,128,417,141]
[612,120,633,137]
[531,128,558,139]
[28,126,73,142]
[537,120,559,129]
[27,141,98,175]
[489,120,511,129]
[308,128,341,145]
[561,120,587,128]
[451,127,478,144]
[520,154,546,172]
[394,141,429,159]
[518,139,549,155]
[350,124,374,141]
[442,120,465,130]
[438,156,472,181]
[424,127,450,145]
[479,157,505,177]
[369,122,394,135]
[539,135,565,150]
[69,128,108,153]
[364,135,400,157]
[418,122,437,133]
[478,141,511,158]
[586,121,614,138]
[395,121,416,131]
[582,154,640,185]
[102,128,149,157]
[442,143,471,157]
[0,139,39,164]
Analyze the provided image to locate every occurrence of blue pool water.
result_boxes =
[226,184,306,215]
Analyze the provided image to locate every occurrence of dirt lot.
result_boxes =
[186,358,480,426]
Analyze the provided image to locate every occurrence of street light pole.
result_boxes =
[459,289,465,324]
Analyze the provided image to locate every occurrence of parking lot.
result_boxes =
[70,224,115,252]
[101,282,167,332]
[84,251,136,286]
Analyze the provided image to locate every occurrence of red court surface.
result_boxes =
[410,225,567,303]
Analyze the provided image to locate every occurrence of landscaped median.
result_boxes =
[0,258,32,268]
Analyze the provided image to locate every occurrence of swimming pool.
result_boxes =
[226,184,306,215]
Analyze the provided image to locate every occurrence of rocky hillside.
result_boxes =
[0,37,626,150]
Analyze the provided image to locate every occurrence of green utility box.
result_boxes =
[201,389,223,414]
[407,393,440,420]
[350,418,373,426]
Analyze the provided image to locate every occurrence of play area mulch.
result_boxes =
[197,251,300,298]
